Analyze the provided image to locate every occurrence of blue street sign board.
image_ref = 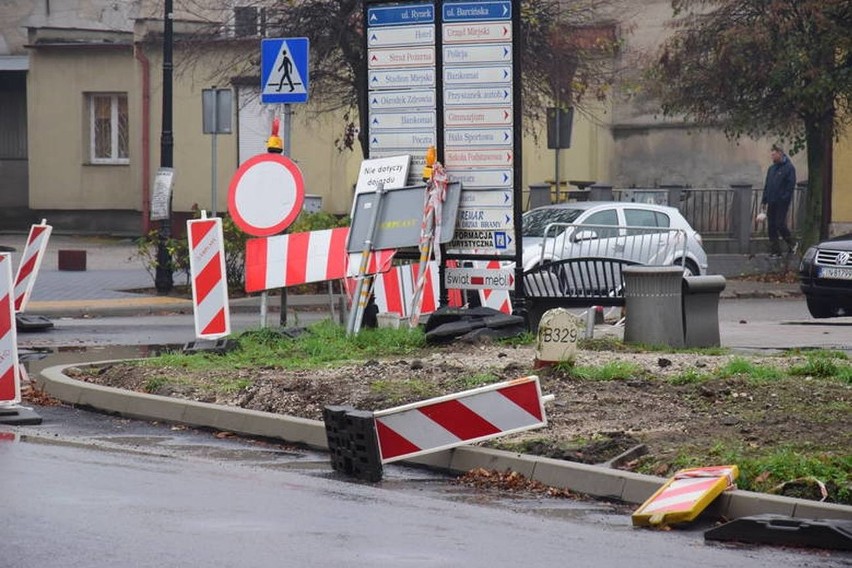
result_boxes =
[261,38,310,104]
[367,4,435,27]
[443,1,512,22]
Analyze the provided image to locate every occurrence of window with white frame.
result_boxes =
[88,93,129,164]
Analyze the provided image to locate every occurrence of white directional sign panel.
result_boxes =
[367,3,436,163]
[368,47,436,68]
[261,38,309,104]
[444,66,512,85]
[364,0,519,258]
[456,208,513,230]
[448,229,514,254]
[368,25,435,47]
[445,107,512,126]
[459,188,513,207]
[445,266,515,290]
[443,44,512,64]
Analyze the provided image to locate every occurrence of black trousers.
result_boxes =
[767,200,793,253]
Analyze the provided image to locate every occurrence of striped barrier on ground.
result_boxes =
[374,375,547,463]
[188,216,230,340]
[632,465,739,527]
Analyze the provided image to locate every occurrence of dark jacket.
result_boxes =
[762,155,796,205]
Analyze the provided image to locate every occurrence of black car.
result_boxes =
[799,234,852,317]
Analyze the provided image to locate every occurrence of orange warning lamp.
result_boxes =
[267,117,284,154]
[422,145,437,180]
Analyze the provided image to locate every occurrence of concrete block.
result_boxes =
[75,384,131,414]
[123,394,187,423]
[242,412,327,449]
[58,250,86,271]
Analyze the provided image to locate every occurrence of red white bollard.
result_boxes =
[13,220,52,313]
[187,213,230,340]
[0,254,21,405]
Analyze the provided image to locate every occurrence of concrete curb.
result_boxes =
[37,362,852,522]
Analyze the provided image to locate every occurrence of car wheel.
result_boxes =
[806,297,836,318]
[676,259,699,277]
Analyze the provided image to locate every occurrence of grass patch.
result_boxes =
[789,353,852,384]
[717,356,784,382]
[140,321,427,372]
[668,368,711,385]
[570,361,642,381]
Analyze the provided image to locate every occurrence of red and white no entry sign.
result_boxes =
[228,153,305,236]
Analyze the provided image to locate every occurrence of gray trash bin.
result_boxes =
[623,266,685,348]
[682,275,726,347]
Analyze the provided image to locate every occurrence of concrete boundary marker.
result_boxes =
[37,362,852,522]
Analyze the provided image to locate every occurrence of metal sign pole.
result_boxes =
[211,88,218,217]
[280,103,293,327]
[346,183,387,335]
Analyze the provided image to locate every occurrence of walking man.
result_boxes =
[760,144,798,257]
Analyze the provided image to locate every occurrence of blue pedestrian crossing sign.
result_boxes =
[261,38,310,104]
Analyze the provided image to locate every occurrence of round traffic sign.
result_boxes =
[227,153,305,236]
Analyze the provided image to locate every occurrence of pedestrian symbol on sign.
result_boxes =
[261,38,310,104]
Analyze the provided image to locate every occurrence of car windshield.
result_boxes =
[522,208,584,238]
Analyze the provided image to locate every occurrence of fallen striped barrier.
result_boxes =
[324,376,551,481]
[632,465,739,527]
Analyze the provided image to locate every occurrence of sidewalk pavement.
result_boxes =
[7,233,851,527]
[2,232,803,317]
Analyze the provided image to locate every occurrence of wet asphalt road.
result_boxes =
[3,406,848,568]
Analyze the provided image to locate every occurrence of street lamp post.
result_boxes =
[155,0,175,294]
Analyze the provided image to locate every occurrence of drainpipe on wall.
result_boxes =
[134,44,151,234]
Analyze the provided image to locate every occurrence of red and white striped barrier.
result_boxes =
[13,220,52,313]
[632,465,739,527]
[188,215,230,340]
[476,260,513,314]
[374,375,548,463]
[0,254,21,405]
[245,227,395,293]
[373,261,439,319]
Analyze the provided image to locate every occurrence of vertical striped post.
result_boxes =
[13,220,52,313]
[0,254,21,405]
[187,213,230,340]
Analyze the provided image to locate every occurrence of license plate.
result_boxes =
[818,266,852,280]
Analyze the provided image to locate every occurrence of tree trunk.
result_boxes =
[802,113,835,245]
